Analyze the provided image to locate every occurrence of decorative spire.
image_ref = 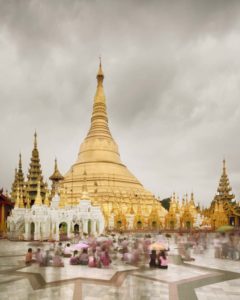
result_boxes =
[97,56,104,83]
[26,193,31,209]
[19,153,22,169]
[34,131,37,149]
[34,180,42,206]
[19,188,25,208]
[86,60,113,139]
[44,190,50,206]
[15,186,20,208]
[49,158,64,196]
[17,153,25,197]
[11,153,25,203]
[215,159,234,202]
[11,168,19,202]
[190,192,195,205]
[26,133,45,204]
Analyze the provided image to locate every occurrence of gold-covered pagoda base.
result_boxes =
[62,62,166,230]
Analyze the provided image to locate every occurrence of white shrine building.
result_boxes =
[7,182,105,241]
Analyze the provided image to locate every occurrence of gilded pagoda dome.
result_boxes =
[62,61,166,228]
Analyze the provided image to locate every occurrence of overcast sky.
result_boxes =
[0,0,240,206]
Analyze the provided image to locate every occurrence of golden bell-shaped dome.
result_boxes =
[62,61,166,229]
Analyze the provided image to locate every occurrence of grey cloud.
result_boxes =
[1,0,240,205]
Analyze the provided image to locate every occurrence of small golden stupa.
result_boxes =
[62,61,166,230]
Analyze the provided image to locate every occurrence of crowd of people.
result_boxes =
[213,232,240,260]
[24,231,240,270]
[24,233,170,269]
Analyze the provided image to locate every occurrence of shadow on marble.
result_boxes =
[133,264,209,283]
[82,275,169,300]
[18,258,138,283]
[195,278,240,300]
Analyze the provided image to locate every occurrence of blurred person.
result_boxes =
[149,249,157,268]
[63,243,72,257]
[213,234,221,259]
[70,250,80,265]
[157,250,168,269]
[35,248,43,265]
[100,249,111,267]
[25,248,34,265]
[52,249,64,267]
[42,250,52,266]
[79,248,89,265]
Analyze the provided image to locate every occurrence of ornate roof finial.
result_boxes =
[34,131,37,149]
[19,188,25,208]
[19,153,22,169]
[54,158,57,171]
[15,186,20,208]
[26,193,31,209]
[223,158,226,174]
[49,158,64,181]
[34,180,42,206]
[215,159,234,202]
[97,56,104,84]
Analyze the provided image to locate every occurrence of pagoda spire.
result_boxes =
[15,186,20,208]
[11,153,25,203]
[17,153,25,197]
[34,180,42,206]
[26,132,45,205]
[44,189,50,206]
[216,159,234,202]
[26,193,31,209]
[11,168,18,202]
[86,59,112,140]
[34,131,37,149]
[19,188,25,208]
[49,158,64,196]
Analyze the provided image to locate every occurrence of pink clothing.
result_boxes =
[52,255,64,267]
[64,247,72,255]
[88,256,97,267]
[100,252,111,267]
[35,252,43,264]
[159,256,168,266]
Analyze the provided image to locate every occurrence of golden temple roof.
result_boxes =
[62,61,164,222]
[216,159,235,202]
[49,159,64,181]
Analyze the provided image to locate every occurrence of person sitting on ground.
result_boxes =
[35,248,43,265]
[52,249,64,267]
[79,248,89,265]
[149,249,157,268]
[157,250,168,269]
[70,250,80,265]
[55,242,63,256]
[41,250,52,266]
[63,243,72,257]
[100,249,111,267]
[25,248,34,265]
[88,249,99,268]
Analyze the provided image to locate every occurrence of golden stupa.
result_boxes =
[63,61,166,230]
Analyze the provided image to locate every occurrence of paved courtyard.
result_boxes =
[0,239,240,299]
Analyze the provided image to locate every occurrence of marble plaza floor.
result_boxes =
[0,240,240,299]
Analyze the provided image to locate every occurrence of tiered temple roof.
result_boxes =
[49,158,64,196]
[26,132,45,204]
[215,159,235,203]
